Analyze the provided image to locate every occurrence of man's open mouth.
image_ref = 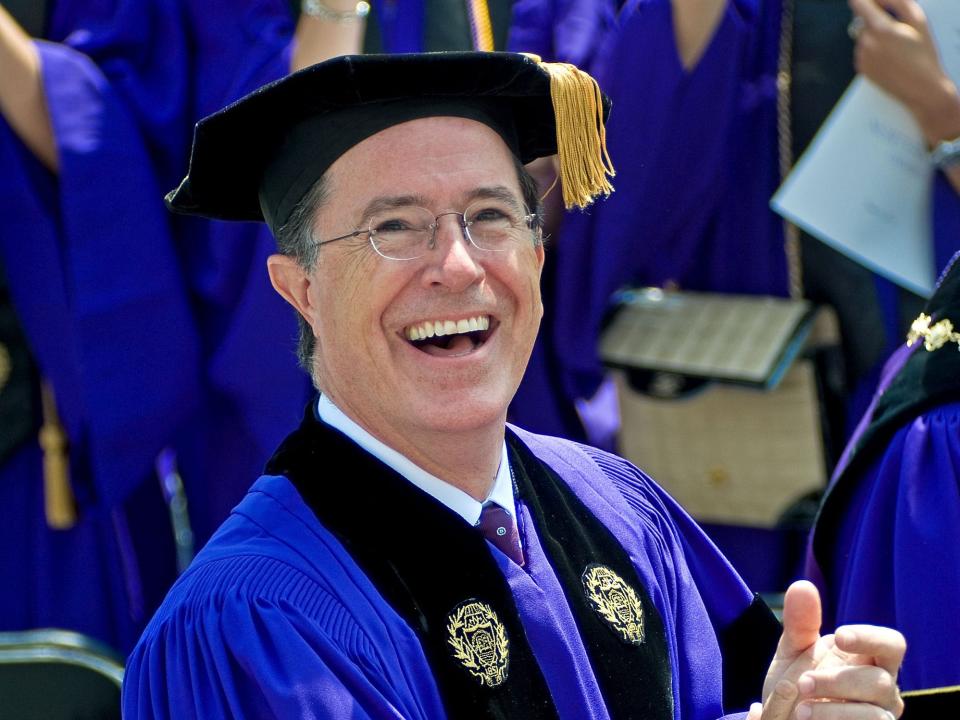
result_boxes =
[404,315,495,356]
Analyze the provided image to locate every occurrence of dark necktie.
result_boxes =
[477,502,524,566]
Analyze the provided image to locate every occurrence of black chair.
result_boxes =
[0,629,123,720]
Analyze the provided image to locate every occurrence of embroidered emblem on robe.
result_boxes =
[446,599,510,687]
[582,564,646,645]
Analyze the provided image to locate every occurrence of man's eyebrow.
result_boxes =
[467,186,525,209]
[357,186,524,224]
[359,195,427,224]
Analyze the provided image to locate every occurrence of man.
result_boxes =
[123,52,904,719]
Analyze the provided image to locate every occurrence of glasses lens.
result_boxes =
[368,206,435,260]
[463,199,528,251]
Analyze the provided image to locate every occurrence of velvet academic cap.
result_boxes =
[165,52,614,236]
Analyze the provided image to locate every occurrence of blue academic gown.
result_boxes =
[807,250,960,709]
[124,421,775,719]
[0,0,200,651]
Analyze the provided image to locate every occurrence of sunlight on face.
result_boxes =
[303,117,545,444]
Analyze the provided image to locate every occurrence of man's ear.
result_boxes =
[535,230,545,277]
[267,254,315,324]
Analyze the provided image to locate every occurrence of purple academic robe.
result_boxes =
[123,422,772,719]
[0,0,299,650]
[0,0,200,651]
[806,249,960,706]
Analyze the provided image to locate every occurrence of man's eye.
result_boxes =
[470,207,511,224]
[374,218,414,234]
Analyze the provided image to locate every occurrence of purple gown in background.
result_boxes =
[508,0,782,442]
[507,0,960,445]
[0,0,199,652]
[172,0,313,545]
[0,0,519,652]
[806,249,960,708]
[0,0,312,651]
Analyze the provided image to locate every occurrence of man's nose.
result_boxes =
[422,214,485,289]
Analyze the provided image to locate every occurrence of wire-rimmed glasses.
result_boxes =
[313,198,541,261]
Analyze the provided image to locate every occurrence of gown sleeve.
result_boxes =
[933,171,960,274]
[123,555,444,720]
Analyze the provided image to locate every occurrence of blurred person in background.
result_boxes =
[0,0,197,653]
[807,248,960,718]
[506,0,960,455]
[806,1,960,714]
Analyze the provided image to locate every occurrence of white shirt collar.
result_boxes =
[316,395,517,526]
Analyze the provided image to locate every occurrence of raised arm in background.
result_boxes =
[0,4,56,170]
[291,0,367,72]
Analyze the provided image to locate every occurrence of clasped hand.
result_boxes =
[746,581,905,720]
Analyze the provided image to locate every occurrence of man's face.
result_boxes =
[301,116,544,442]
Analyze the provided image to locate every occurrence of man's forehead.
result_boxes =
[325,117,521,199]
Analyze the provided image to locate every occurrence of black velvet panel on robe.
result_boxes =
[266,405,682,718]
[267,408,557,719]
[505,432,674,720]
[718,595,781,711]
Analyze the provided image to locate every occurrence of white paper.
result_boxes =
[771,0,960,297]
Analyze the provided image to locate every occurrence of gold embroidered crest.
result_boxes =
[582,564,645,645]
[446,599,509,687]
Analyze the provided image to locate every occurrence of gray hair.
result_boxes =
[274,176,330,373]
[274,157,545,374]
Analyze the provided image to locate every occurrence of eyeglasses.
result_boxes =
[313,198,541,261]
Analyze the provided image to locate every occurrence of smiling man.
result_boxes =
[123,53,905,720]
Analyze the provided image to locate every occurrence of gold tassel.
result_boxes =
[467,0,494,51]
[39,381,76,530]
[525,54,616,209]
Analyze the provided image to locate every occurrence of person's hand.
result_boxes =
[848,0,960,145]
[745,580,905,720]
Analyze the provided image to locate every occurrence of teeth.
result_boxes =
[405,315,492,341]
